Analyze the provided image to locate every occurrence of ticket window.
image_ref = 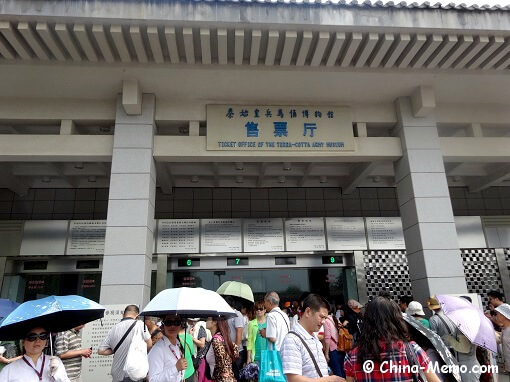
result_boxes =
[4,273,102,303]
[171,267,358,307]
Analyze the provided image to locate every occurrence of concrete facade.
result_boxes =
[0,0,510,307]
[394,97,467,305]
[101,95,157,306]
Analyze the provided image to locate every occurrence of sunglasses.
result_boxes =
[25,332,49,342]
[163,319,182,327]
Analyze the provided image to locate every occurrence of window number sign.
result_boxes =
[227,257,249,266]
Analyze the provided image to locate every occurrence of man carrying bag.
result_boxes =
[98,305,152,382]
[280,295,345,382]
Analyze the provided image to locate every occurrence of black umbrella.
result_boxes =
[403,313,461,382]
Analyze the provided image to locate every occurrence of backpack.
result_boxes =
[337,327,353,352]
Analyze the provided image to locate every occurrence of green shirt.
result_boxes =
[254,322,267,362]
[418,317,431,329]
[179,333,196,379]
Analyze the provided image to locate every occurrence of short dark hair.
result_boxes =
[488,290,504,301]
[299,292,311,303]
[151,329,162,337]
[254,300,265,310]
[460,295,472,303]
[302,294,330,313]
[399,295,413,306]
[124,305,139,315]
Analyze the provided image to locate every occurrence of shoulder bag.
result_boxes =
[123,321,149,380]
[113,319,137,353]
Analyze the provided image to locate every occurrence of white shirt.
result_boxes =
[501,327,510,371]
[148,336,184,382]
[0,354,70,382]
[266,307,290,351]
[205,340,216,375]
[291,314,299,330]
[280,322,329,378]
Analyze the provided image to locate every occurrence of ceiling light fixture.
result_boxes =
[320,176,328,184]
[283,162,291,171]
[88,176,97,183]
[452,176,462,183]
[74,162,84,169]
[236,175,244,183]
[278,175,286,184]
[99,126,111,133]
[179,127,189,135]
[42,176,51,183]
[235,162,244,171]
[190,176,199,183]
[372,176,381,183]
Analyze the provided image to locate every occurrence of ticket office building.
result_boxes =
[0,0,510,308]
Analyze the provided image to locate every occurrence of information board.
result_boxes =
[201,219,242,253]
[67,220,106,255]
[243,219,284,252]
[157,219,200,253]
[285,218,326,251]
[81,304,126,382]
[366,217,405,250]
[325,217,367,250]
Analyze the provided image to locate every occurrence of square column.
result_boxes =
[100,94,156,307]
[393,97,467,305]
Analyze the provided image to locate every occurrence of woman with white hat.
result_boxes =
[406,301,430,329]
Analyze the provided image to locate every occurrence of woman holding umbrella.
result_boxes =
[148,314,189,382]
[0,326,69,381]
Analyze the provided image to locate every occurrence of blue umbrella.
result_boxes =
[0,298,20,319]
[0,295,105,340]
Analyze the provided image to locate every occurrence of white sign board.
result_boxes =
[207,105,354,151]
[326,217,367,250]
[67,220,106,255]
[366,217,405,250]
[157,219,200,253]
[243,219,285,252]
[285,218,326,251]
[454,216,487,249]
[201,219,242,253]
[20,220,68,256]
[81,304,126,382]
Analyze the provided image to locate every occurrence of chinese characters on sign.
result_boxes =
[243,219,285,252]
[285,218,327,251]
[201,219,242,253]
[67,220,106,255]
[157,219,200,254]
[325,217,368,250]
[366,217,405,250]
[207,105,355,151]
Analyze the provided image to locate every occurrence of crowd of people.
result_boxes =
[0,289,509,382]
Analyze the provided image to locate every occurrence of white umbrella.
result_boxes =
[140,287,236,318]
